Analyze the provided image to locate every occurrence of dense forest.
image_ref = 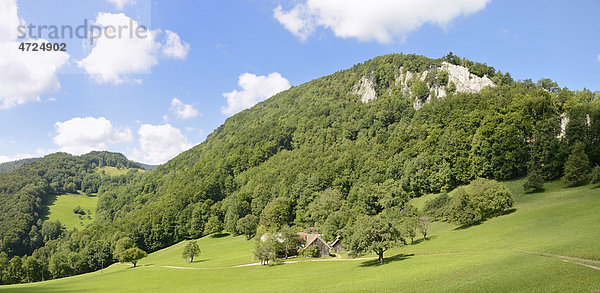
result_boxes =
[1,53,600,284]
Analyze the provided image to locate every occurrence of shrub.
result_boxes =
[563,142,590,187]
[590,166,600,186]
[236,214,259,240]
[446,179,514,227]
[73,206,85,215]
[523,171,544,193]
[446,188,481,226]
[423,193,450,220]
[300,246,320,258]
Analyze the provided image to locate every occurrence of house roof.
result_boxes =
[329,236,342,247]
[304,234,331,250]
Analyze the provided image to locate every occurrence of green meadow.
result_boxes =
[96,166,145,176]
[44,193,98,229]
[4,180,600,292]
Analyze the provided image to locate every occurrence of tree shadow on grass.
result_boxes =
[359,253,414,267]
[411,235,437,245]
[40,193,59,220]
[210,232,230,238]
[525,188,545,194]
[189,259,209,263]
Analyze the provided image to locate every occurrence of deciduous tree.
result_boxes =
[347,215,402,264]
[182,241,201,263]
[119,248,147,267]
[236,215,258,240]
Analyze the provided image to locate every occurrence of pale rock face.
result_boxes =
[441,62,495,95]
[353,76,377,103]
[559,113,569,139]
[355,61,495,108]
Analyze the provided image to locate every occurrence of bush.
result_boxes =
[446,179,514,227]
[299,246,319,258]
[73,206,85,215]
[446,188,481,226]
[236,214,259,239]
[447,81,457,93]
[563,142,590,187]
[423,193,449,220]
[590,166,600,186]
[523,171,544,193]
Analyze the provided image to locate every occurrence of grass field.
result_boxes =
[44,193,98,229]
[4,180,600,292]
[96,166,145,176]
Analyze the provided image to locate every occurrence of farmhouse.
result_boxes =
[298,232,330,257]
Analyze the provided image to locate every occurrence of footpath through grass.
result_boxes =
[4,180,600,292]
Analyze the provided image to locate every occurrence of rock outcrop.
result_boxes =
[441,62,495,95]
[353,61,496,110]
[353,76,377,103]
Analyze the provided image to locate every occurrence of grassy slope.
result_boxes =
[4,181,600,292]
[142,233,255,268]
[96,166,145,176]
[45,193,98,229]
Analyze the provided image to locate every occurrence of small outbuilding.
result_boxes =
[329,236,345,253]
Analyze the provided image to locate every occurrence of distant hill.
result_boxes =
[0,156,158,173]
[0,157,40,173]
[136,162,159,171]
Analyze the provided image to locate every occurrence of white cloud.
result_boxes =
[597,54,600,63]
[106,0,136,10]
[0,0,19,42]
[274,0,490,43]
[78,13,190,84]
[53,117,132,155]
[78,13,160,84]
[170,98,198,119]
[0,0,69,109]
[274,5,316,41]
[163,30,190,60]
[131,124,195,165]
[222,73,291,115]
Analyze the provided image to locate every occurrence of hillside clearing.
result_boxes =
[44,193,98,229]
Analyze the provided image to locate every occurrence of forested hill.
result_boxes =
[0,151,142,256]
[98,53,599,253]
[2,53,600,284]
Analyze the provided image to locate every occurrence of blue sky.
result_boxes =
[1,0,599,164]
